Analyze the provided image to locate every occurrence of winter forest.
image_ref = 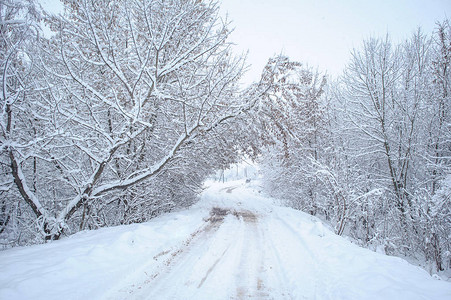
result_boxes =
[1,0,450,276]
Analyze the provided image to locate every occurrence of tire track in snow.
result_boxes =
[102,208,231,300]
[233,211,267,299]
[140,210,244,299]
[262,219,294,299]
[267,214,321,298]
[273,213,344,298]
[232,210,293,299]
[197,245,230,288]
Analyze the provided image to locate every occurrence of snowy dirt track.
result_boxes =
[1,180,451,300]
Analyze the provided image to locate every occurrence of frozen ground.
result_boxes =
[1,179,450,299]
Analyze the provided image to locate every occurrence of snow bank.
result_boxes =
[0,208,207,300]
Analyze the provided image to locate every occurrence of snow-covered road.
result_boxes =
[1,180,451,299]
[111,208,295,299]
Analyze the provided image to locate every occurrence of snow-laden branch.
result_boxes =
[92,124,199,196]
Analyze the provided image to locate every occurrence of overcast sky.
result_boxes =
[40,0,450,84]
[219,0,450,83]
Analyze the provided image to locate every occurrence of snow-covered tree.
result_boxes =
[0,0,45,243]
[1,0,249,244]
[256,56,330,215]
[256,24,450,272]
[338,26,450,270]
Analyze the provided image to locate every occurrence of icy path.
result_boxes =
[1,180,451,299]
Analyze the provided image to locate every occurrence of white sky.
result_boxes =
[219,0,450,83]
[40,0,450,84]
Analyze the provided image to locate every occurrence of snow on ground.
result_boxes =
[1,178,451,300]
